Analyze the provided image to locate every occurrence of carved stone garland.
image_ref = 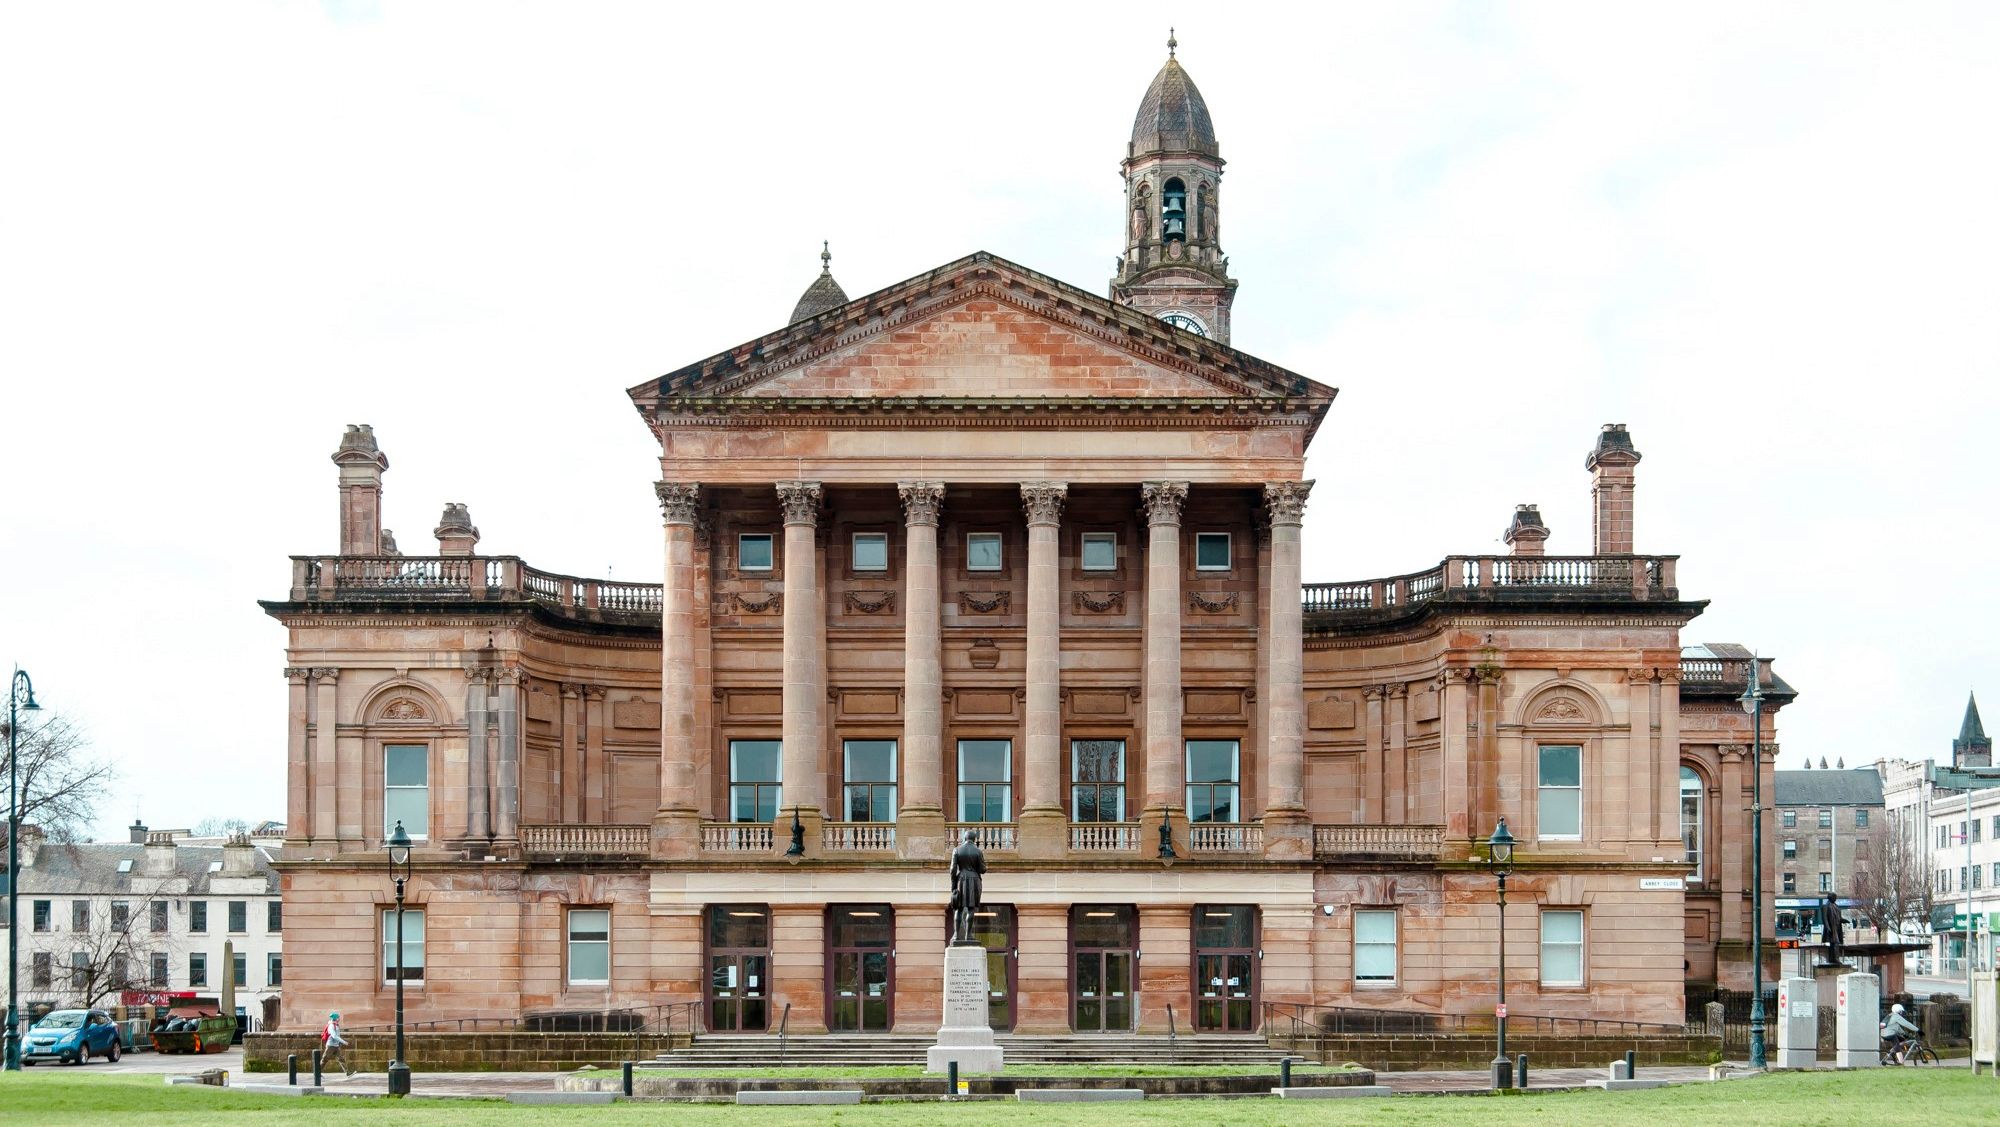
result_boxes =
[1072,590,1125,614]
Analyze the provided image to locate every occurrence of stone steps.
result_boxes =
[652,1033,1288,1068]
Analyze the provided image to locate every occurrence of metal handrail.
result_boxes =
[1165,1003,1177,1061]
[1261,999,1688,1038]
[776,1002,791,1062]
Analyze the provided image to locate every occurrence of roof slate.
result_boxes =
[17,841,282,896]
[1774,769,1885,807]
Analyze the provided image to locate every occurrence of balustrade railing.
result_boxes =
[947,823,1018,851]
[1068,823,1140,852]
[700,823,773,853]
[822,823,896,852]
[289,555,663,619]
[520,824,649,858]
[1305,554,1677,617]
[1189,823,1263,853]
[1312,823,1444,861]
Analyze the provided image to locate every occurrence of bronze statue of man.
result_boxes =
[948,831,986,944]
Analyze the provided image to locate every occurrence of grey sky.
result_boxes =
[2,3,1995,838]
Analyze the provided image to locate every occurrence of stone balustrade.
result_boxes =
[700,823,774,854]
[1303,553,1679,614]
[822,823,897,852]
[947,823,1019,852]
[1189,823,1264,853]
[287,556,661,619]
[1068,823,1140,852]
[520,824,649,859]
[1312,823,1444,861]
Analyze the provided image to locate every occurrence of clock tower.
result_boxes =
[1111,32,1238,344]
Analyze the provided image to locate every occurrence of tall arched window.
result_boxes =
[1161,178,1187,241]
[1681,766,1704,882]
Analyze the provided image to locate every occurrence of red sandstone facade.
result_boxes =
[263,47,1788,1036]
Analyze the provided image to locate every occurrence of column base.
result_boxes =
[897,808,948,861]
[651,809,702,861]
[1262,808,1312,861]
[778,806,825,861]
[1016,807,1067,860]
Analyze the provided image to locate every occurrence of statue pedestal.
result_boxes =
[925,942,1004,1074]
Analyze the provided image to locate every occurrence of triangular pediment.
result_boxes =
[631,252,1334,410]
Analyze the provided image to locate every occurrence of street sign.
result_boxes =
[1495,1004,1507,1019]
[1639,877,1683,890]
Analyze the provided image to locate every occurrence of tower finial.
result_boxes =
[820,240,831,275]
[1167,28,1176,58]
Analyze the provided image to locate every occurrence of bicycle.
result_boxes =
[1884,1036,1939,1065]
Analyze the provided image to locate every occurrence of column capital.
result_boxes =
[898,481,946,526]
[1020,481,1068,527]
[284,667,312,684]
[1140,481,1189,526]
[1261,480,1315,526]
[583,684,607,701]
[655,481,702,525]
[776,481,823,526]
[310,667,340,683]
[560,682,584,700]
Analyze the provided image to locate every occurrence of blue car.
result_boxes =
[21,1009,122,1065]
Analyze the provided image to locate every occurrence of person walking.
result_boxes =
[320,1011,356,1079]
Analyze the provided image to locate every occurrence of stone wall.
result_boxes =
[244,1031,690,1073]
[1285,1032,1718,1071]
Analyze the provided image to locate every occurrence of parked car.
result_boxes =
[21,1009,122,1065]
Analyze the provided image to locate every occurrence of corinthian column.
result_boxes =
[1261,480,1314,859]
[655,481,703,857]
[898,482,947,858]
[1141,482,1188,846]
[1019,481,1068,858]
[777,481,826,841]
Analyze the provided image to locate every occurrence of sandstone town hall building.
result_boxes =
[264,41,1790,1036]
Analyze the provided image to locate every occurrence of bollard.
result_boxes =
[1280,1056,1294,1089]
[622,1061,634,1097]
[311,1048,323,1087]
[1624,1050,1636,1079]
[1515,1054,1528,1089]
[287,1054,298,1086]
[947,1061,959,1098]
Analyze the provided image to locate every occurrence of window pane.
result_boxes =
[1072,739,1124,782]
[844,740,897,782]
[569,909,610,941]
[1538,746,1581,788]
[1195,533,1230,569]
[1186,740,1238,783]
[1355,910,1396,944]
[385,744,428,786]
[852,533,888,571]
[1081,533,1117,571]
[1541,790,1581,837]
[730,740,781,783]
[570,941,609,983]
[739,534,773,569]
[709,906,769,949]
[959,740,1011,781]
[966,533,1002,571]
[386,787,429,838]
[1541,911,1584,944]
[1194,906,1255,948]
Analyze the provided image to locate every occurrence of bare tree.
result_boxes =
[0,710,114,845]
[191,816,251,837]
[27,892,177,1010]
[1852,831,1935,942]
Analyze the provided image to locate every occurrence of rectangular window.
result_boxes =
[568,908,611,985]
[30,952,50,988]
[268,901,282,932]
[1782,810,1796,828]
[151,901,169,933]
[1820,871,1833,892]
[1782,872,1797,893]
[1941,826,1949,849]
[72,901,89,931]
[738,533,774,571]
[32,900,49,931]
[70,951,89,986]
[1679,767,1702,882]
[190,901,207,933]
[1992,862,1999,885]
[1194,532,1231,571]
[1537,745,1582,839]
[956,739,1013,823]
[965,532,1003,572]
[1976,820,1985,843]
[228,901,247,933]
[384,743,429,839]
[382,908,425,982]
[111,901,130,931]
[1782,839,1797,861]
[1185,740,1240,824]
[851,532,888,572]
[842,739,898,823]
[1992,816,1999,839]
[1080,532,1117,572]
[189,953,207,987]
[267,953,282,987]
[1855,808,1869,828]
[1540,910,1585,986]
[1818,837,1831,857]
[232,953,247,988]
[1963,867,1972,891]
[151,952,169,988]
[1070,739,1126,823]
[1976,868,1985,891]
[728,739,782,823]
[1354,910,1398,984]
[1819,809,1833,829]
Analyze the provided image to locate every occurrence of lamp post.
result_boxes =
[1740,665,1768,1070]
[385,821,413,1096]
[5,668,43,1073]
[1485,817,1516,1090]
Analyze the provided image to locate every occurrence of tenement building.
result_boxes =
[262,43,1790,1034]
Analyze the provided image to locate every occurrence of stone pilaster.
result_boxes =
[1141,482,1189,837]
[285,668,311,846]
[1019,481,1068,858]
[898,482,947,859]
[559,683,582,824]
[464,668,491,843]
[583,685,607,824]
[494,667,521,844]
[310,667,339,846]
[655,481,703,858]
[1261,480,1312,859]
[777,481,825,826]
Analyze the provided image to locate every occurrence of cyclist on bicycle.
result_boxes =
[1881,1003,1921,1060]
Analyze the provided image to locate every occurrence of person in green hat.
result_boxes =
[319,1012,355,1078]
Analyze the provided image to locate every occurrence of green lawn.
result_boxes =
[625,1063,1355,1077]
[1,1070,1996,1127]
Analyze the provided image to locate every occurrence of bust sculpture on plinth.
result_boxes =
[948,831,986,945]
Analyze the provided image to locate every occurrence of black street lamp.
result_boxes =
[1740,666,1768,1070]
[1486,817,1516,1090]
[4,668,42,1073]
[386,821,413,1096]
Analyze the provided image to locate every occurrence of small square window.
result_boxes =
[852,532,888,572]
[117,859,133,873]
[1080,533,1117,572]
[1195,532,1231,571]
[738,534,774,571]
[966,533,1003,572]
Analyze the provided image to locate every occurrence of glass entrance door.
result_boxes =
[1193,905,1257,1031]
[827,905,895,1032]
[1071,905,1136,1032]
[706,905,770,1032]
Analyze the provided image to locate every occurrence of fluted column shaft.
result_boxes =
[778,482,825,817]
[1021,483,1068,815]
[285,668,311,845]
[899,483,946,816]
[1263,481,1313,813]
[312,668,339,843]
[657,482,702,815]
[494,669,521,840]
[1142,482,1189,812]
[465,669,489,840]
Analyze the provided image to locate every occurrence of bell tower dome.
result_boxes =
[1111,31,1238,343]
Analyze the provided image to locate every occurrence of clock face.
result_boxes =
[1159,310,1209,337]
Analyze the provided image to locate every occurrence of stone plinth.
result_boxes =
[1774,976,1816,1070]
[1835,972,1880,1068]
[925,942,1004,1074]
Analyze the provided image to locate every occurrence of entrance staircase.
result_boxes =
[652,1032,1287,1068]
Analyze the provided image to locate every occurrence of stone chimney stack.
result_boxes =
[17,824,44,868]
[1503,504,1550,557]
[1585,423,1642,555]
[221,831,255,875]
[143,830,178,876]
[379,529,401,556]
[332,424,390,557]
[434,503,480,556]
[129,820,148,844]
